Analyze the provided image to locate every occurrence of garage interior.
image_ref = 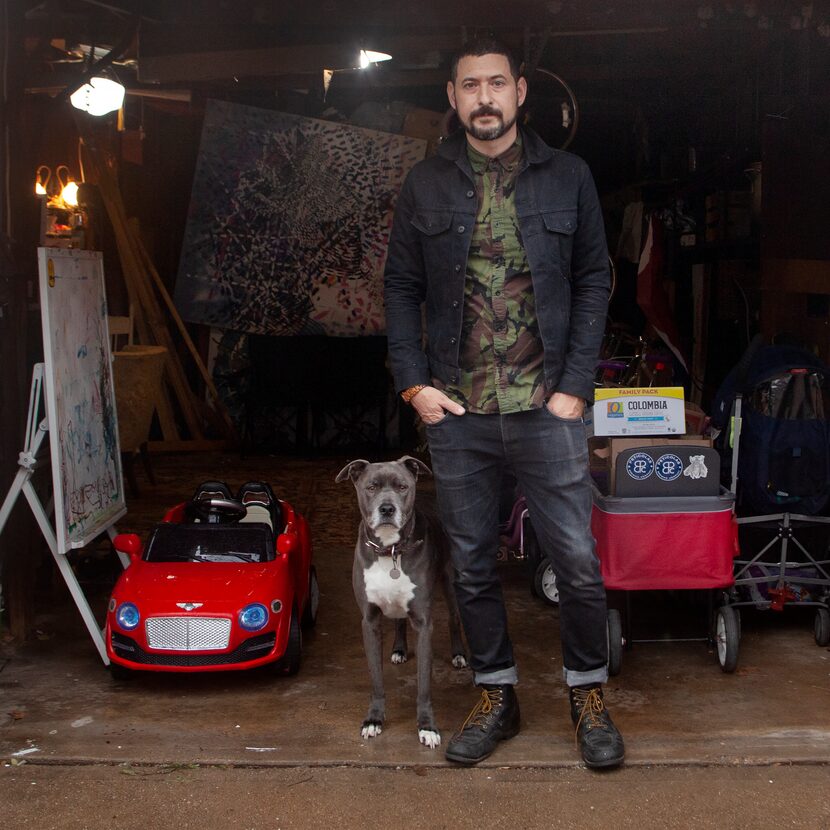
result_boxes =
[1,0,830,780]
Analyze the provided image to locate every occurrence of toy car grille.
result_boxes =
[111,631,276,666]
[145,617,231,650]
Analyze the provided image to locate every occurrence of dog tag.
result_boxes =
[389,567,401,580]
[390,549,400,579]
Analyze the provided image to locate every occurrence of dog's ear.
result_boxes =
[335,459,370,483]
[399,455,432,479]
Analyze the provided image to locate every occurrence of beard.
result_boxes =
[460,105,517,141]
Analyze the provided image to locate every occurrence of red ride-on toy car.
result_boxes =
[106,480,319,679]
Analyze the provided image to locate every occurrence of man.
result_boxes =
[383,38,623,769]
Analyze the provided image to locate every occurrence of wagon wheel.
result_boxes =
[714,606,740,672]
[533,559,560,607]
[815,607,830,647]
[607,609,623,676]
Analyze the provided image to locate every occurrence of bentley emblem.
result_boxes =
[176,602,203,611]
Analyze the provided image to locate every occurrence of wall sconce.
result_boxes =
[69,75,126,116]
[35,164,51,196]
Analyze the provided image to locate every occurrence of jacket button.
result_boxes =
[450,337,457,344]
[451,375,458,382]
[457,225,465,233]
[466,190,474,198]
[452,300,459,308]
[454,264,461,272]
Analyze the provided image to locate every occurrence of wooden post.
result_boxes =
[0,0,38,639]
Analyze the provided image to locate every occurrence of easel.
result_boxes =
[0,364,126,664]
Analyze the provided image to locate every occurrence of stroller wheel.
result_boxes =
[533,559,560,606]
[715,606,740,673]
[815,607,830,647]
[607,609,623,676]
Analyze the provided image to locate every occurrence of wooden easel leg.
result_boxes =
[22,480,109,665]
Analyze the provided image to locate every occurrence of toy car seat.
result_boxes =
[236,481,283,532]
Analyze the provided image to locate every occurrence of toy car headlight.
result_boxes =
[116,602,141,631]
[239,603,269,631]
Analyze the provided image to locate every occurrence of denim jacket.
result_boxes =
[383,126,610,404]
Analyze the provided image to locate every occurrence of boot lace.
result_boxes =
[458,687,503,733]
[572,687,606,743]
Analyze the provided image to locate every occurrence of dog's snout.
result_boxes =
[379,502,396,519]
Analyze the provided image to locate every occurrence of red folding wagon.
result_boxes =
[591,444,741,673]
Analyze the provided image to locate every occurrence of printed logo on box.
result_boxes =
[607,401,624,419]
[626,452,654,480]
[655,454,683,481]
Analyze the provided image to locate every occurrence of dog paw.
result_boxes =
[451,653,468,669]
[390,650,408,664]
[361,721,383,739]
[418,729,441,749]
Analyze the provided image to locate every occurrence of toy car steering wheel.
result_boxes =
[192,495,248,524]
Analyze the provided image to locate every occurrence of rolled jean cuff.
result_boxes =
[474,666,519,686]
[563,666,608,687]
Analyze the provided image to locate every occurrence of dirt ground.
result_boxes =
[2,762,830,829]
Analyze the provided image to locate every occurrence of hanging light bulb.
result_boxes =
[70,76,126,116]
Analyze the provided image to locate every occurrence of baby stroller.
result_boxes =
[712,336,830,645]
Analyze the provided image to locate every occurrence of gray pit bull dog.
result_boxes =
[336,456,468,748]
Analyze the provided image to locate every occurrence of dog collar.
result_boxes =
[364,534,423,580]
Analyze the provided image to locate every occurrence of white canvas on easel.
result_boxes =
[37,247,126,551]
[0,248,126,664]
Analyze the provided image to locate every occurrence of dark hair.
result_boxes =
[449,37,522,84]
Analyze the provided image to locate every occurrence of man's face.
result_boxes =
[447,53,527,142]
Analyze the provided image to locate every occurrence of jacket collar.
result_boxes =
[437,125,554,170]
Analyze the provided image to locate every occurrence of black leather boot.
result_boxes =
[444,684,520,765]
[570,685,625,769]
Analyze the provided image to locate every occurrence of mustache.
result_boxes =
[471,105,502,119]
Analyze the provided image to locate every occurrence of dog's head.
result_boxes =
[336,456,431,546]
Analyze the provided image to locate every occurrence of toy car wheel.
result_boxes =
[533,559,560,606]
[301,566,320,629]
[109,662,134,681]
[275,607,302,675]
[814,607,830,647]
[715,606,739,673]
[607,609,623,677]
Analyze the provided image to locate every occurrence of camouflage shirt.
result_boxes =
[437,137,547,414]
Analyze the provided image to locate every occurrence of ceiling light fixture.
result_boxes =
[358,49,393,69]
[69,75,126,116]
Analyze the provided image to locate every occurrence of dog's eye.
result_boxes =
[396,484,408,492]
[366,484,377,492]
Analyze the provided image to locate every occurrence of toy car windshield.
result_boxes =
[144,523,273,563]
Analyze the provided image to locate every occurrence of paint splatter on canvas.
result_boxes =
[174,100,426,336]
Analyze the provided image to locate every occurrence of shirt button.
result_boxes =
[466,190,474,198]
[457,225,465,233]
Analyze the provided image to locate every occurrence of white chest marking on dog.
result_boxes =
[363,558,415,619]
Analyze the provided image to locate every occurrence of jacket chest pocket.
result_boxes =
[411,210,456,272]
[521,209,577,277]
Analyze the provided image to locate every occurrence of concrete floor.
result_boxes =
[2,451,830,775]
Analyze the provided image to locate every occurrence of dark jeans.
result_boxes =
[426,407,608,688]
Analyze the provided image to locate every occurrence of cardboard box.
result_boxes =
[593,387,686,437]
